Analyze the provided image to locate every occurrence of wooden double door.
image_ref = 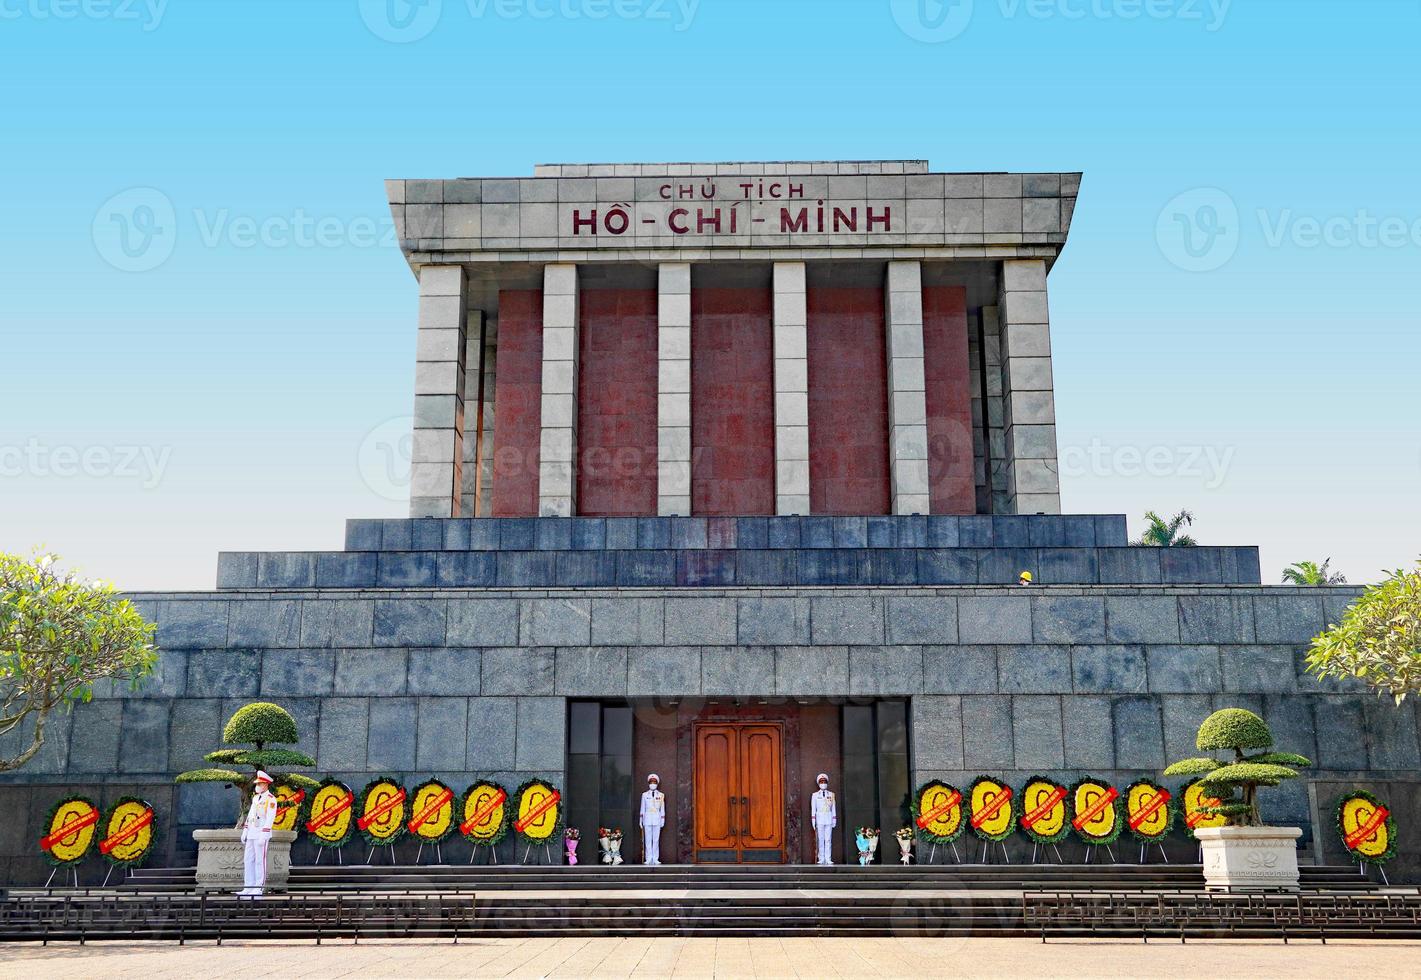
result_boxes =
[693,723,784,863]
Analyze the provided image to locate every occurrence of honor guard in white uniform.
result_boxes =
[811,773,836,865]
[640,773,666,865]
[238,771,278,896]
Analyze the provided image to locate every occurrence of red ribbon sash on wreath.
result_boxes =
[356,788,406,831]
[1186,794,1222,829]
[915,790,961,829]
[40,808,99,851]
[1127,789,1171,831]
[1071,786,1119,831]
[1020,787,1067,830]
[99,807,154,855]
[408,788,455,832]
[970,787,1013,829]
[1344,805,1390,850]
[306,791,354,832]
[513,790,561,833]
[461,789,507,835]
[277,789,305,810]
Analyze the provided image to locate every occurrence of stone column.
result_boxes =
[657,262,692,516]
[884,261,930,515]
[772,261,810,515]
[999,259,1060,514]
[539,263,579,517]
[459,309,486,518]
[409,264,466,518]
[473,314,498,516]
[980,304,1007,514]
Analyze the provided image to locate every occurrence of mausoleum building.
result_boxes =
[1,161,1413,880]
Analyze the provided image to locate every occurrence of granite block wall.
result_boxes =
[2,578,1415,882]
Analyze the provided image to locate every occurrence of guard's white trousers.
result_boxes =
[243,834,270,891]
[815,822,834,864]
[643,823,662,865]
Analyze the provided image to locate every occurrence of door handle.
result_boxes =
[728,796,738,839]
[740,796,749,836]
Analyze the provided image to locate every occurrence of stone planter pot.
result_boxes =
[193,828,298,893]
[1195,826,1302,892]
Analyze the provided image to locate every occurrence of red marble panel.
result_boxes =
[577,288,658,516]
[806,285,890,515]
[691,286,775,516]
[490,289,542,517]
[922,285,976,515]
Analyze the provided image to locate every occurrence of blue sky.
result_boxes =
[1,0,1417,589]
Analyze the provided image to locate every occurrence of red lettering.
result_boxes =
[677,184,694,200]
[697,208,721,233]
[739,182,754,199]
[788,183,804,199]
[659,184,672,200]
[572,209,597,235]
[605,206,629,235]
[781,208,808,233]
[833,207,858,232]
[867,206,891,231]
[668,208,690,234]
[768,183,782,199]
[700,182,716,199]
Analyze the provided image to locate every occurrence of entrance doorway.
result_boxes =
[693,723,784,863]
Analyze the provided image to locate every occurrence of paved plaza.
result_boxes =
[1,936,1417,979]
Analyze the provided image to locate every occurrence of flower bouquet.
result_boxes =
[855,827,880,866]
[894,826,915,864]
[598,827,624,865]
[564,827,580,865]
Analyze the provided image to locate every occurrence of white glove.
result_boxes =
[240,829,248,843]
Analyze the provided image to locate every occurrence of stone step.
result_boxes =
[217,544,1261,589]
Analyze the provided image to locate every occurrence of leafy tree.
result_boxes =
[1306,561,1421,704]
[1282,559,1347,586]
[176,702,319,823]
[1135,509,1197,547]
[0,552,156,772]
[1162,708,1310,826]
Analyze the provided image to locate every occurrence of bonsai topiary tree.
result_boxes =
[1163,708,1311,827]
[176,702,319,824]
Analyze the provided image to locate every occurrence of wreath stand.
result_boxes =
[311,844,346,866]
[469,841,499,865]
[925,841,962,865]
[364,844,400,865]
[1137,841,1169,864]
[521,840,554,866]
[1082,843,1118,863]
[44,865,81,889]
[1362,861,1390,886]
[1028,843,1066,864]
[414,840,446,865]
[976,840,1011,864]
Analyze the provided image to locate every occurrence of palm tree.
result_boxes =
[1135,509,1197,547]
[1281,559,1346,586]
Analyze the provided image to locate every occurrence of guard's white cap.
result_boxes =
[254,770,273,785]
[647,773,660,783]
[816,773,829,783]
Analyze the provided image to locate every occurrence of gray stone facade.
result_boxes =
[2,534,1413,882]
